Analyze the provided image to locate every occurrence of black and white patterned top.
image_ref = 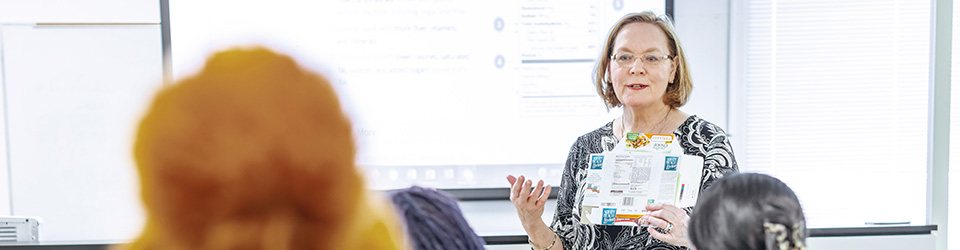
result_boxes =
[551,115,739,250]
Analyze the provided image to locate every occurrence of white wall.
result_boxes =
[0,0,161,241]
[0,0,158,23]
[0,0,166,219]
[673,0,730,129]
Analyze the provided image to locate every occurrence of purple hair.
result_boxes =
[388,186,486,250]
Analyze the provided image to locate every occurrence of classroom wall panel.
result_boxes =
[0,0,159,23]
[0,24,162,241]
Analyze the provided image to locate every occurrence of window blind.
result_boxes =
[742,0,930,227]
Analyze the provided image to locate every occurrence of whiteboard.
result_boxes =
[1,24,162,241]
[170,0,669,189]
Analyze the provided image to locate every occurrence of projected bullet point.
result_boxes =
[495,54,505,68]
[426,169,436,180]
[406,169,417,180]
[494,17,505,31]
[444,169,455,179]
[389,169,399,181]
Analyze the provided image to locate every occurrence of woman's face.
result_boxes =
[608,22,676,109]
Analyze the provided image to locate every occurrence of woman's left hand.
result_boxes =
[640,203,691,247]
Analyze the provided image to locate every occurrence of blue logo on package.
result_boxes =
[590,155,604,170]
[602,208,617,225]
[664,156,678,171]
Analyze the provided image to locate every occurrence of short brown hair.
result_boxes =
[594,11,693,109]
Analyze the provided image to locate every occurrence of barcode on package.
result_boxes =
[622,197,634,206]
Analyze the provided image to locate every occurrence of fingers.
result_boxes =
[507,175,552,206]
[642,203,690,246]
[537,184,552,204]
[530,180,544,198]
[647,225,670,239]
[646,211,681,227]
[644,202,664,211]
[643,214,681,245]
[521,178,533,201]
[644,203,684,225]
[509,175,525,200]
[642,213,671,229]
[641,203,684,235]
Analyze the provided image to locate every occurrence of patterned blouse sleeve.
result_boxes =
[679,119,740,215]
[698,121,739,193]
[550,135,600,249]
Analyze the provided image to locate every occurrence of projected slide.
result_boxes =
[170,0,667,189]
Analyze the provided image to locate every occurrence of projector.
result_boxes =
[0,217,39,242]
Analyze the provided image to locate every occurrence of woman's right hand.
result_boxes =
[506,175,552,228]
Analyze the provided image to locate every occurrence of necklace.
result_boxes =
[619,108,672,139]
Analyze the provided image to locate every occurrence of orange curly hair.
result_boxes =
[123,47,406,250]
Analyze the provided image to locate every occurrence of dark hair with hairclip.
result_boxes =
[688,173,807,250]
[388,186,487,250]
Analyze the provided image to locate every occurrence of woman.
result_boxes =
[507,12,738,250]
[688,173,807,250]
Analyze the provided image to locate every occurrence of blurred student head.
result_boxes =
[688,173,806,250]
[388,186,486,250]
[125,47,405,250]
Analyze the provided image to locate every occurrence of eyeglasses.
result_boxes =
[610,53,674,67]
